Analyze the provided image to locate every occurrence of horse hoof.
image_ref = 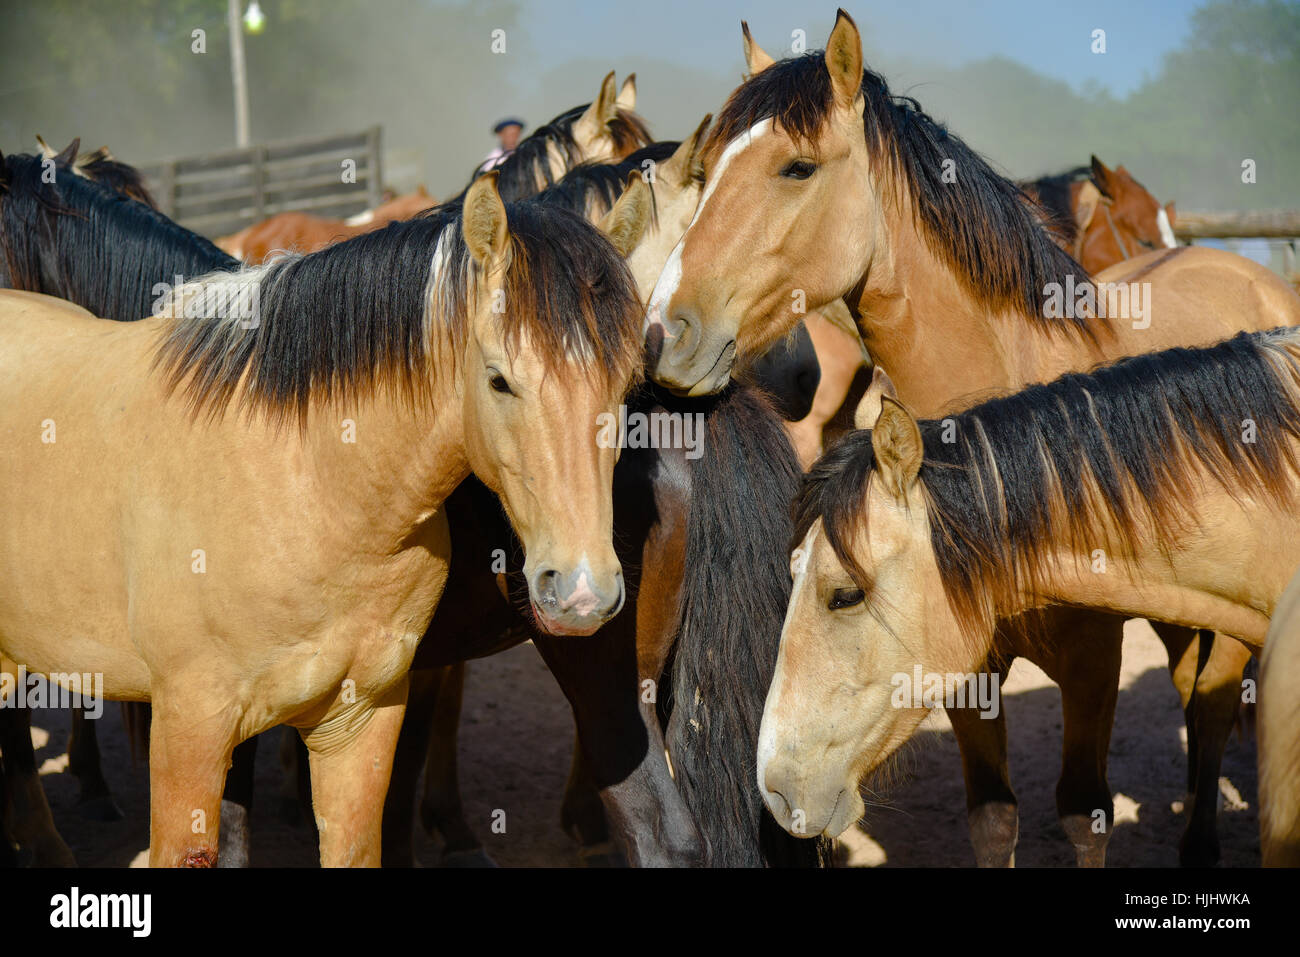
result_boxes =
[577,840,627,868]
[439,847,497,868]
[75,794,125,823]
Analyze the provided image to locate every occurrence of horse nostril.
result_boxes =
[668,309,699,357]
[533,568,560,606]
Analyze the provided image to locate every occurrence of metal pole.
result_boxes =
[228,0,250,147]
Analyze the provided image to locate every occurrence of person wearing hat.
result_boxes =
[479,117,525,173]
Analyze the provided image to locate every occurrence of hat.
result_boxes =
[492,117,525,134]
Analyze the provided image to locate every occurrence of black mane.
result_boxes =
[536,141,679,222]
[708,54,1096,335]
[155,201,644,423]
[457,103,652,204]
[798,328,1300,638]
[0,151,236,320]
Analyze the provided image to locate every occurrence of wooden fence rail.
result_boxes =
[1174,210,1300,240]
[139,126,383,238]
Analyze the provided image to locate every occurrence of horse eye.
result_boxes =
[781,160,817,180]
[489,371,514,395]
[1137,238,1156,250]
[828,587,865,611]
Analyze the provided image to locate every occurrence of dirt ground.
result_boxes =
[26,619,1258,867]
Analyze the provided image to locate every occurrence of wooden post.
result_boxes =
[228,0,251,148]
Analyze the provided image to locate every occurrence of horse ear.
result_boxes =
[599,172,652,258]
[463,171,510,270]
[855,365,898,430]
[1165,200,1177,225]
[741,21,776,76]
[54,138,80,167]
[663,113,712,187]
[871,395,923,503]
[36,135,56,160]
[825,9,863,107]
[581,71,620,131]
[1075,180,1103,231]
[1089,155,1115,199]
[616,73,637,112]
[416,184,429,197]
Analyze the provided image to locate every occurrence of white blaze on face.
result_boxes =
[1156,207,1177,248]
[643,119,774,335]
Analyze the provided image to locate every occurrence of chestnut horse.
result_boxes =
[216,187,437,263]
[645,11,1300,866]
[1260,567,1300,866]
[1022,156,1177,274]
[0,171,643,866]
[760,329,1300,848]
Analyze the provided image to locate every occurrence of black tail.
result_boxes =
[664,383,831,866]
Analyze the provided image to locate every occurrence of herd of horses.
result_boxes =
[0,9,1296,868]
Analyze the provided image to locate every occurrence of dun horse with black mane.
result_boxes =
[0,172,643,866]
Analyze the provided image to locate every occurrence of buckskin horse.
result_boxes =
[382,133,823,867]
[760,330,1300,844]
[0,146,823,867]
[642,11,1300,866]
[0,170,644,866]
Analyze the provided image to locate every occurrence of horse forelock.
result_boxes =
[154,203,644,424]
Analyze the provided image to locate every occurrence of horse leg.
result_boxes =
[1154,624,1250,866]
[67,708,124,821]
[146,691,238,867]
[0,700,75,866]
[532,619,705,867]
[416,662,492,865]
[560,731,615,863]
[299,677,408,868]
[381,666,436,867]
[1039,613,1123,868]
[947,658,1018,867]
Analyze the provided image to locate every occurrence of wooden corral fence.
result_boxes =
[139,126,383,238]
[1176,210,1300,291]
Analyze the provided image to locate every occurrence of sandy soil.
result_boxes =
[26,619,1258,867]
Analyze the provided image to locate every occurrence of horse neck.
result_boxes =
[853,190,1107,418]
[1016,493,1293,648]
[298,372,468,550]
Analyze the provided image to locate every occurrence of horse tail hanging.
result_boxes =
[663,383,831,866]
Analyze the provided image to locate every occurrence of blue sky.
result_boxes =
[517,0,1203,97]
